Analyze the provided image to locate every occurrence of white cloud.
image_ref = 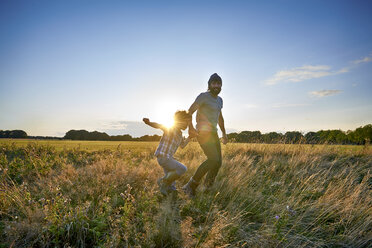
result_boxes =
[100,121,128,130]
[244,104,258,109]
[271,103,310,108]
[99,121,162,137]
[265,65,333,85]
[352,53,372,64]
[336,67,350,74]
[309,90,342,97]
[266,52,372,85]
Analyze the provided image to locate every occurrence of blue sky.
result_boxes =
[1,0,372,137]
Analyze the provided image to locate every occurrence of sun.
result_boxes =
[154,102,176,129]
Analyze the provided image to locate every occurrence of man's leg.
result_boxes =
[204,133,222,187]
[183,132,219,197]
[192,132,220,183]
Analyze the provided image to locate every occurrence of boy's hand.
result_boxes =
[188,131,197,138]
[143,118,150,124]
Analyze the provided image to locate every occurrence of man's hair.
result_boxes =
[208,73,222,90]
[174,110,191,122]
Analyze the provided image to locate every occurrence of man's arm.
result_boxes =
[143,118,167,132]
[179,136,191,149]
[218,111,228,144]
[187,101,199,137]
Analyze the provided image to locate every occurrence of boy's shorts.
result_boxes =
[157,156,187,176]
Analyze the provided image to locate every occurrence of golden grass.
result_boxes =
[0,140,371,247]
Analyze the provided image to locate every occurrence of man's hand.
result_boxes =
[143,118,150,125]
[188,128,198,138]
[221,134,228,145]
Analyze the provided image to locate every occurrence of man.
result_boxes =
[183,73,228,197]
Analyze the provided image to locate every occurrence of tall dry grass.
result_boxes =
[0,142,371,247]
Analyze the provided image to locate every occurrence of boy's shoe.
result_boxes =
[160,184,171,196]
[157,177,164,188]
[170,183,177,192]
[157,177,170,196]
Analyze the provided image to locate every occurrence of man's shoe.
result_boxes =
[182,183,195,198]
[182,177,198,198]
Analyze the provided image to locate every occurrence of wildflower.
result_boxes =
[275,215,280,220]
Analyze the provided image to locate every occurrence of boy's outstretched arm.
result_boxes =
[143,118,167,131]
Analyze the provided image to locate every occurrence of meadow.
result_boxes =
[0,139,371,247]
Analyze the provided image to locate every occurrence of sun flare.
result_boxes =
[154,102,177,129]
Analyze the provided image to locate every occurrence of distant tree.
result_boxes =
[305,132,320,144]
[262,132,283,143]
[0,130,27,138]
[88,131,109,141]
[284,131,303,144]
[348,124,372,145]
[237,131,262,143]
[227,132,239,143]
[110,134,133,141]
[136,135,161,141]
[64,130,110,141]
[316,130,346,144]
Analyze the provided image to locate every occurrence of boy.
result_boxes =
[143,110,194,195]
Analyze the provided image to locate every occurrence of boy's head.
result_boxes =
[173,110,191,130]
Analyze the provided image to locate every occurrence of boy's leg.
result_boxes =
[162,157,187,187]
[157,157,172,195]
[157,156,187,194]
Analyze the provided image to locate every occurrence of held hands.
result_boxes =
[188,128,198,138]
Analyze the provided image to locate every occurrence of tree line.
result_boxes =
[1,124,371,145]
[63,130,161,141]
[0,130,27,139]
[227,124,372,145]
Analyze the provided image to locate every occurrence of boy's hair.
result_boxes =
[174,110,191,122]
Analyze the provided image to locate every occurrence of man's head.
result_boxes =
[208,73,222,96]
[174,110,192,130]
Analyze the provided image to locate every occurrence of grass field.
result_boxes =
[1,139,371,247]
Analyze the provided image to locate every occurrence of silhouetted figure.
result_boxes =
[143,111,195,196]
[183,73,228,198]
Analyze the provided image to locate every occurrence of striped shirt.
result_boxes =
[154,128,187,158]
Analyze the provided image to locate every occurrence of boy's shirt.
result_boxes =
[155,128,188,158]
